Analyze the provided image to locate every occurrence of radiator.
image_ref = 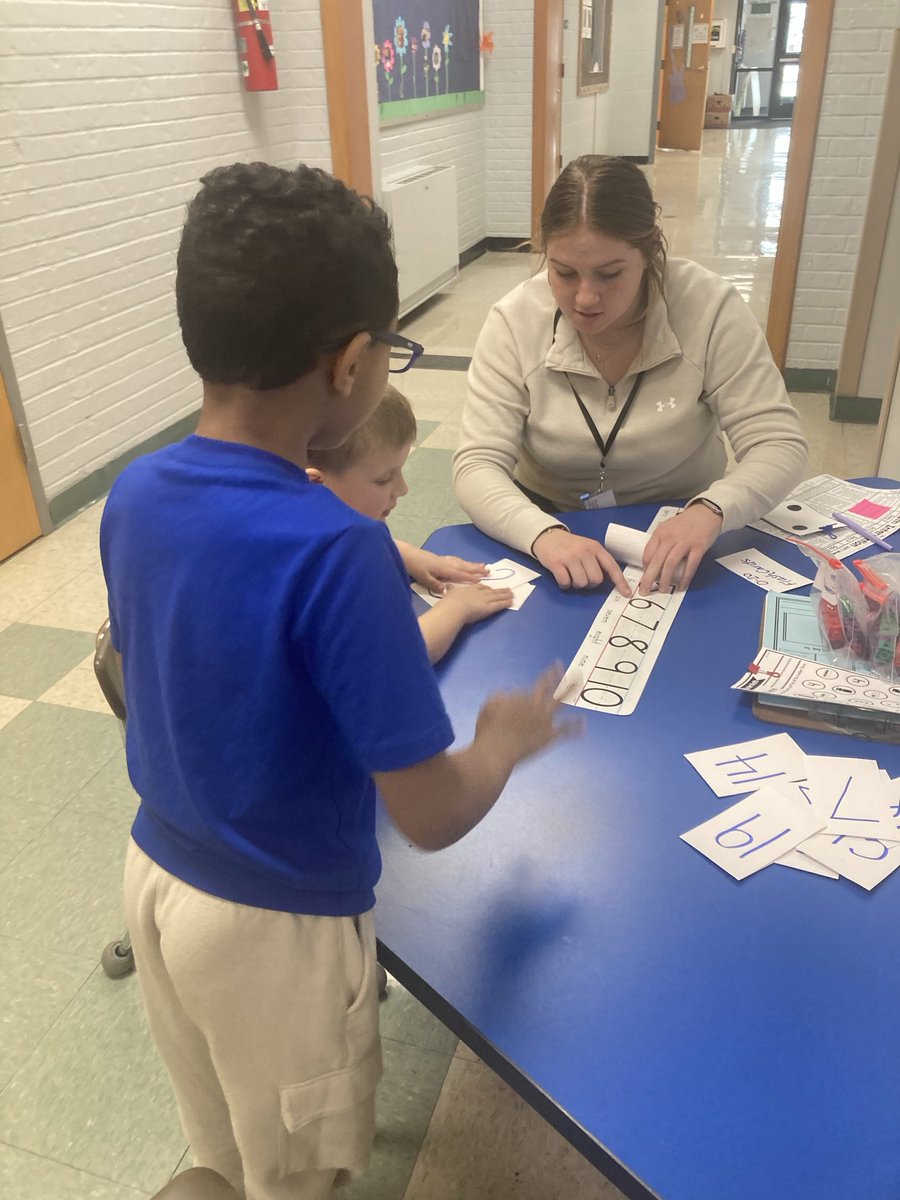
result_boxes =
[381,165,459,318]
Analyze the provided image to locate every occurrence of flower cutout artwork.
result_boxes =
[394,16,408,96]
[410,35,419,97]
[421,20,432,96]
[382,37,395,98]
[441,24,452,92]
[432,44,442,74]
[373,42,382,67]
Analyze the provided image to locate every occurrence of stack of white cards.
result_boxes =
[411,557,541,611]
[681,733,900,890]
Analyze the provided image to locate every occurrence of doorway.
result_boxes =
[732,0,808,122]
[0,367,42,563]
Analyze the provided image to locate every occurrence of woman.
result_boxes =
[452,156,808,594]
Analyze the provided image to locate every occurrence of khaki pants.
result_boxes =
[125,840,381,1200]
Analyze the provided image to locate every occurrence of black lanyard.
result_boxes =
[552,309,645,490]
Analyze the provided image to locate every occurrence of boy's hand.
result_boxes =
[440,583,514,624]
[403,545,489,590]
[475,663,584,763]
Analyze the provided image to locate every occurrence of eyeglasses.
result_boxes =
[369,330,425,374]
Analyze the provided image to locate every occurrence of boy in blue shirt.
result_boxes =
[100,162,578,1200]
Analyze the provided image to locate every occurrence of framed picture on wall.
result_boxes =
[373,0,485,125]
[577,0,613,95]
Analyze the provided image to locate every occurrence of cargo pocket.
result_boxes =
[278,1039,382,1177]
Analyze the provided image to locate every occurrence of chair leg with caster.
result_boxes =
[376,962,388,1000]
[101,933,135,978]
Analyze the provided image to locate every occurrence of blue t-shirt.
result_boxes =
[100,434,454,915]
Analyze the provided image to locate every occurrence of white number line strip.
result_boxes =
[554,507,687,716]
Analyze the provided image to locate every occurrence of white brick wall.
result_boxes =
[786,0,898,372]
[1,0,332,502]
[561,0,660,163]
[379,110,487,253]
[483,1,533,240]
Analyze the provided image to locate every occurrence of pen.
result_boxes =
[831,510,894,551]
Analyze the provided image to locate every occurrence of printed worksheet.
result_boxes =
[750,475,900,558]
[732,649,900,714]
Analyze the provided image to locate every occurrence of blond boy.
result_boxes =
[308,386,513,662]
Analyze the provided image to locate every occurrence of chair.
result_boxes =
[93,619,389,997]
[150,1167,240,1199]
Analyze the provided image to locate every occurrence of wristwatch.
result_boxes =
[688,496,724,519]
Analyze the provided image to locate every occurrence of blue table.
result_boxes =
[374,496,900,1200]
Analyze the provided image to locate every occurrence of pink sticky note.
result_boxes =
[849,499,891,519]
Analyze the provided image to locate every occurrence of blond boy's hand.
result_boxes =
[400,544,489,590]
[439,583,514,625]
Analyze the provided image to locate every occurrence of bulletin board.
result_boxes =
[373,0,484,125]
[577,0,613,95]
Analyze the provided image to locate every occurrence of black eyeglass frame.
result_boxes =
[369,329,425,374]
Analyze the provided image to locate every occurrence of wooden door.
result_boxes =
[658,1,712,151]
[532,0,565,245]
[0,370,41,562]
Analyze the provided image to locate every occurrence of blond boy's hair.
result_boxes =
[308,384,417,474]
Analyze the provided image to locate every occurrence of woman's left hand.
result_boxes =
[639,505,723,594]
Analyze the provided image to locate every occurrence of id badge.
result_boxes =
[580,488,617,511]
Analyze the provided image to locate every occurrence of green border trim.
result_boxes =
[49,409,199,527]
[829,394,882,426]
[379,89,485,123]
[783,367,836,394]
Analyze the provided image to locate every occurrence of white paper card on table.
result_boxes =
[796,831,900,891]
[802,756,900,838]
[760,497,833,536]
[680,787,826,880]
[410,580,535,611]
[715,549,810,593]
[482,558,541,588]
[684,733,808,798]
[776,846,839,879]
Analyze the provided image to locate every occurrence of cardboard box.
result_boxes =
[706,92,733,114]
[704,109,731,129]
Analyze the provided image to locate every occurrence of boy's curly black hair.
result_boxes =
[176,162,398,390]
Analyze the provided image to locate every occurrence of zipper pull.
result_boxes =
[607,385,616,412]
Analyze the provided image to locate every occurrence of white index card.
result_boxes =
[483,558,541,588]
[803,757,900,839]
[680,787,826,880]
[410,580,535,611]
[685,733,807,798]
[796,832,900,891]
[776,847,839,879]
[715,549,811,593]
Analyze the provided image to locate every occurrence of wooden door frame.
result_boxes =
[320,0,375,197]
[532,0,565,246]
[765,0,836,370]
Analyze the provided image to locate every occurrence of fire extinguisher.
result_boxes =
[233,0,278,92]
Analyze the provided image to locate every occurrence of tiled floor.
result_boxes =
[0,125,881,1200]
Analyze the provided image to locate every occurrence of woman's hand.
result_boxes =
[639,505,723,594]
[532,528,631,595]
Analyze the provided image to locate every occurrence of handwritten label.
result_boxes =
[716,549,810,593]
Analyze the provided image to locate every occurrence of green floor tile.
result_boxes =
[67,748,137,831]
[0,624,94,700]
[415,419,440,444]
[0,807,131,959]
[387,511,443,550]
[0,970,186,1195]
[0,701,120,811]
[0,794,57,873]
[0,1144,150,1200]
[0,933,94,1090]
[340,1038,453,1200]
[380,980,459,1056]
[399,448,457,520]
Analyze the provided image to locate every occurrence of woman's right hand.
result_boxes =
[531,528,631,594]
